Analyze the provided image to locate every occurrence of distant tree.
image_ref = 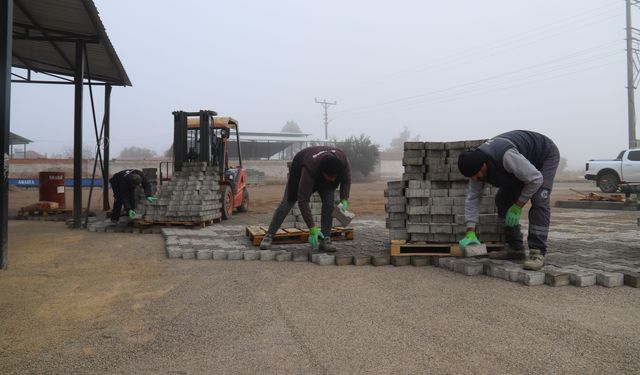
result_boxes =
[388,126,413,151]
[558,157,567,172]
[338,134,380,177]
[119,146,157,159]
[55,145,95,159]
[164,145,173,158]
[281,120,303,133]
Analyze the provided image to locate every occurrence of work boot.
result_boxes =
[523,250,545,271]
[319,237,337,252]
[488,245,526,260]
[259,234,273,250]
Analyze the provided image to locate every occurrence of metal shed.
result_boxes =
[1,0,131,268]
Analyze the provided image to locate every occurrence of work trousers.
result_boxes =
[110,183,136,222]
[495,146,560,255]
[267,185,335,238]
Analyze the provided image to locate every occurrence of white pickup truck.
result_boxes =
[585,148,640,193]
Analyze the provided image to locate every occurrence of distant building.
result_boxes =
[9,132,33,159]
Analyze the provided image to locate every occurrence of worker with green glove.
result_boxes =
[260,146,352,252]
[457,130,559,270]
[109,169,156,225]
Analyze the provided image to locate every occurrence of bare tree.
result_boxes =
[281,120,303,133]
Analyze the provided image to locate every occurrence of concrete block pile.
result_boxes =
[139,162,222,223]
[385,140,505,244]
[291,191,343,230]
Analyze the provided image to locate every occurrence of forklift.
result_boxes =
[172,110,249,219]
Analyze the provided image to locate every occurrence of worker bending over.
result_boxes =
[109,169,156,224]
[457,130,560,270]
[260,146,351,252]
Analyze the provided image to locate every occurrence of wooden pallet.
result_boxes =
[17,208,72,218]
[134,217,221,228]
[390,240,504,257]
[246,225,354,246]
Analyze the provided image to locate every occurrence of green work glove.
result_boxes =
[128,209,136,219]
[308,226,325,248]
[458,231,481,250]
[505,204,523,227]
[146,195,158,203]
[339,199,349,212]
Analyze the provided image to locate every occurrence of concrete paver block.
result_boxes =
[275,251,292,262]
[521,270,545,286]
[623,271,640,288]
[212,250,227,260]
[410,257,429,267]
[196,250,212,260]
[166,246,182,259]
[569,272,597,287]
[315,254,335,266]
[463,263,484,276]
[292,253,309,262]
[259,250,275,261]
[595,271,624,288]
[544,270,570,287]
[372,255,390,266]
[243,250,259,260]
[226,250,243,260]
[353,255,371,266]
[391,256,411,267]
[182,250,195,260]
[335,255,353,266]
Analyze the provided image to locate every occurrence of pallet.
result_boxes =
[17,208,72,218]
[246,225,354,246]
[134,217,221,228]
[389,240,504,257]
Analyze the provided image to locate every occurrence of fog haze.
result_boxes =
[9,0,633,169]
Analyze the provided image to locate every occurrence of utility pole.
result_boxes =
[315,98,337,140]
[626,0,639,148]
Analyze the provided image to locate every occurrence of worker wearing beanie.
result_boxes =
[260,146,351,252]
[457,130,560,270]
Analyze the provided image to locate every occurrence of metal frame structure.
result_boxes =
[1,0,130,269]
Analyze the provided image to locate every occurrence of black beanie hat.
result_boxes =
[457,149,486,177]
[319,156,343,176]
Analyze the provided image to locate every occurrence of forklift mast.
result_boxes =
[172,110,243,177]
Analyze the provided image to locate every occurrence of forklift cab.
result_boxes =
[172,110,248,218]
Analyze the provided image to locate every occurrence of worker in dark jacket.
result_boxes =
[457,130,560,270]
[260,146,352,252]
[109,169,156,224]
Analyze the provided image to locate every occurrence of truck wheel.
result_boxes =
[221,185,233,220]
[237,189,249,212]
[597,173,620,193]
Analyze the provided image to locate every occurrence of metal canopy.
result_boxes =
[11,0,130,86]
[9,131,32,145]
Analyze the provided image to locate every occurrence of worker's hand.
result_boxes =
[339,199,349,212]
[505,204,523,227]
[458,231,481,250]
[146,195,157,203]
[128,209,136,220]
[308,226,325,248]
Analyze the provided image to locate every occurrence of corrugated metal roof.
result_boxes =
[9,132,33,145]
[12,0,131,86]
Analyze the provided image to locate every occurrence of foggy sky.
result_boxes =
[8,0,634,169]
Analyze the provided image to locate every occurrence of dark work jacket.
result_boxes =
[478,130,555,188]
[109,169,152,210]
[287,146,351,228]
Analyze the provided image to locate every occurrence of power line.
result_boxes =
[314,98,337,140]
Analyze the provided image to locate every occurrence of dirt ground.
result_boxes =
[1,180,638,374]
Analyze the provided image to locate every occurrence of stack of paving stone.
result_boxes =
[385,139,505,244]
[292,191,343,230]
[138,162,222,223]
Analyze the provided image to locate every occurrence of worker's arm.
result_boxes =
[502,148,543,205]
[139,172,153,197]
[464,179,485,229]
[297,168,316,228]
[339,157,352,202]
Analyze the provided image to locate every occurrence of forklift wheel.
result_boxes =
[238,189,249,212]
[221,185,233,220]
